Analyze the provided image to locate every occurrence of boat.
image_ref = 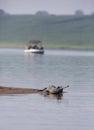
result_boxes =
[24,40,44,54]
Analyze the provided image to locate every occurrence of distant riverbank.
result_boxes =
[0,42,94,51]
[0,42,94,50]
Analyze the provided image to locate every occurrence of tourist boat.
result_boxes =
[24,40,44,54]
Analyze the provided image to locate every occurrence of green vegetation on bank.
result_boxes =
[0,14,94,50]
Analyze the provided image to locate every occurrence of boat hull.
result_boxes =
[24,49,44,54]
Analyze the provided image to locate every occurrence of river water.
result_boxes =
[0,48,94,130]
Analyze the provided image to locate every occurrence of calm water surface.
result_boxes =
[0,48,94,130]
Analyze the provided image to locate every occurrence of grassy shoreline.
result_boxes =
[0,15,94,51]
[0,42,94,51]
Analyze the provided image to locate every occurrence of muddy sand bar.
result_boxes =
[0,86,42,95]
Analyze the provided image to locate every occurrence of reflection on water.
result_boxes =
[0,49,94,130]
[41,93,63,100]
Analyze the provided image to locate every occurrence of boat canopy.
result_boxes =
[25,40,43,49]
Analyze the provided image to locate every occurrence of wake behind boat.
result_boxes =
[24,40,44,54]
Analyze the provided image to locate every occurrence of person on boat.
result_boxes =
[28,45,32,49]
[33,45,38,49]
[40,46,44,49]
